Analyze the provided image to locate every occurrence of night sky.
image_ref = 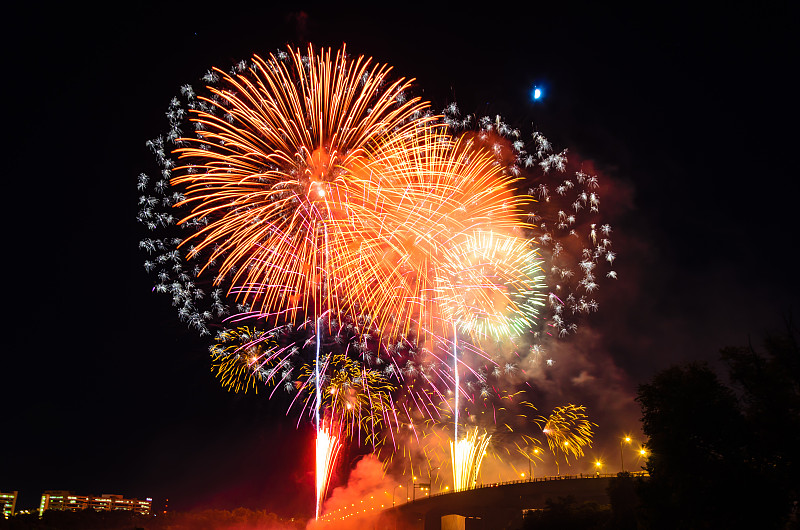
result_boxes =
[4,2,795,519]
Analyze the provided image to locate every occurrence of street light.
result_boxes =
[594,460,603,476]
[620,436,632,472]
[637,446,649,471]
[392,485,402,506]
[412,481,431,500]
[528,447,541,480]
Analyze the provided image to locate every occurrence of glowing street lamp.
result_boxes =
[528,447,541,480]
[412,479,431,500]
[620,436,632,472]
[392,484,402,506]
[637,446,649,470]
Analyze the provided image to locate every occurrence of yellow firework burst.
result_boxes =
[300,352,395,445]
[210,326,284,394]
[539,404,596,462]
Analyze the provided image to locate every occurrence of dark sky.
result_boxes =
[3,1,795,519]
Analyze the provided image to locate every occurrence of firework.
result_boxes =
[538,404,596,467]
[347,127,544,344]
[316,423,342,519]
[384,388,548,487]
[450,428,491,491]
[139,44,617,509]
[202,117,547,456]
[138,112,232,337]
[345,127,546,456]
[141,70,549,442]
[210,319,398,444]
[439,109,619,368]
[300,352,396,446]
[210,326,283,394]
[484,120,615,338]
[170,44,433,326]
[152,47,536,466]
[141,46,443,506]
[529,165,616,342]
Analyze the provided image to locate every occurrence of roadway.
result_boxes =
[317,472,647,530]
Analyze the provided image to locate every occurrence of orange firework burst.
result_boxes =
[346,127,545,344]
[170,44,432,324]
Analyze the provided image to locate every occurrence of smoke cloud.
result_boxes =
[309,455,400,529]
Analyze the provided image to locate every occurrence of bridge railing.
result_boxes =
[422,471,649,501]
[317,471,651,522]
[317,471,649,525]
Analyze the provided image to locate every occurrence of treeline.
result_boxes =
[525,321,799,529]
[0,508,305,530]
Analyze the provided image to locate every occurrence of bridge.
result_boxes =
[318,472,647,530]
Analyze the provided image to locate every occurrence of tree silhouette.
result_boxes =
[636,320,800,529]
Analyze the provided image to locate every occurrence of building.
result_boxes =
[39,491,151,517]
[1,491,18,519]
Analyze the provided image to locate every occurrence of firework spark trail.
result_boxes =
[315,423,341,520]
[454,321,459,445]
[314,319,335,519]
[316,315,322,433]
[450,428,492,491]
